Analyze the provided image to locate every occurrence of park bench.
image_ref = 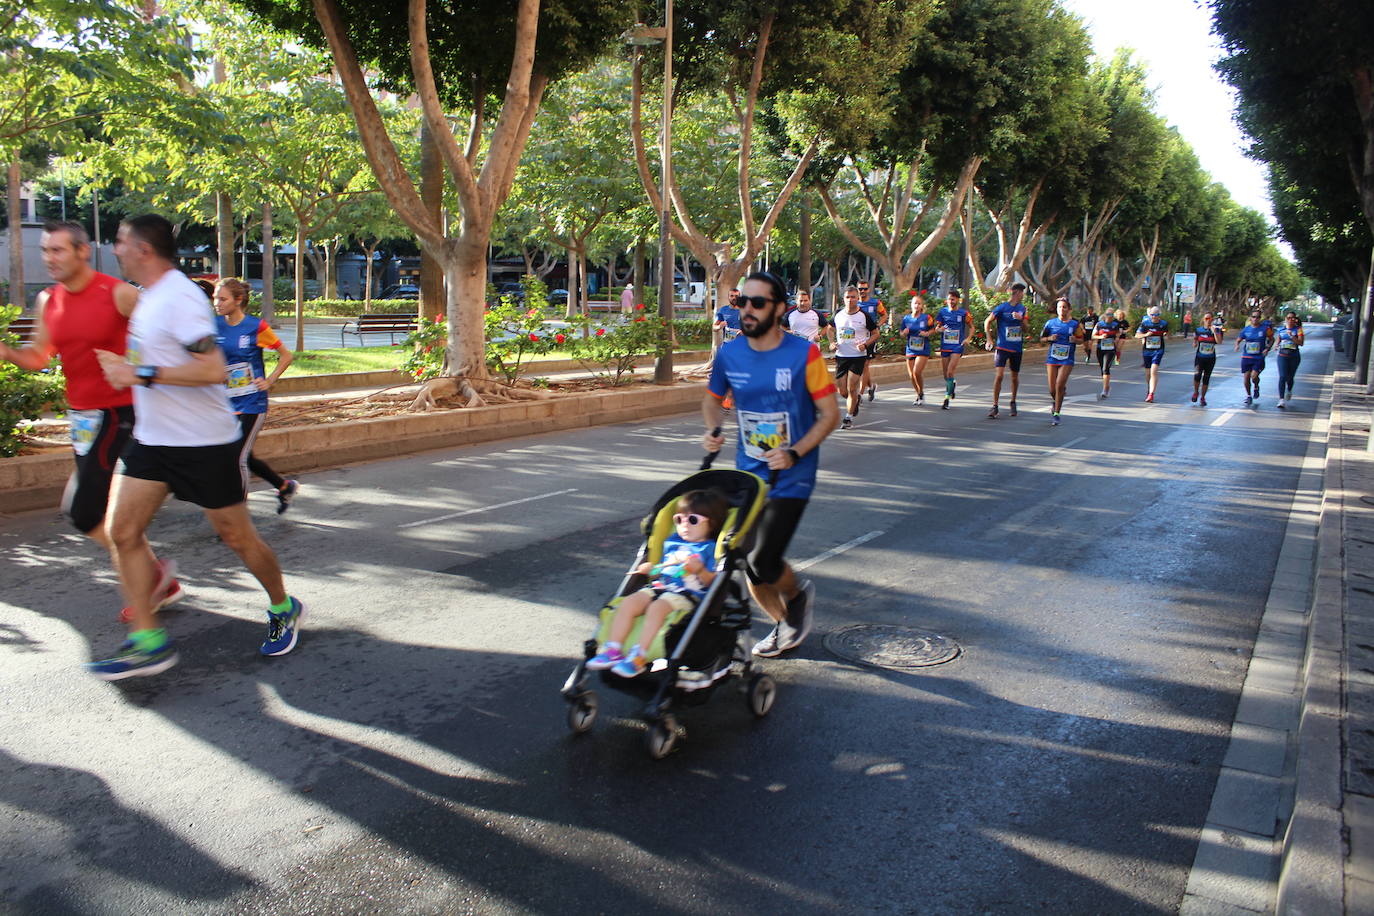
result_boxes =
[4,316,39,342]
[340,313,418,346]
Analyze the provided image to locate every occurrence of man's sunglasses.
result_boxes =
[673,513,705,526]
[738,295,776,310]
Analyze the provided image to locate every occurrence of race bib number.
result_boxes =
[125,335,142,367]
[723,327,740,341]
[738,410,790,461]
[1098,338,1115,351]
[226,362,255,397]
[1005,327,1022,342]
[1084,321,1096,331]
[1145,336,1162,350]
[1197,341,1216,356]
[1049,343,1071,361]
[1280,339,1296,351]
[69,409,102,457]
[942,327,962,345]
[1244,340,1261,355]
[840,326,855,341]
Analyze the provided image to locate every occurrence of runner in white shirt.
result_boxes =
[88,214,304,680]
[781,289,834,346]
[831,286,879,430]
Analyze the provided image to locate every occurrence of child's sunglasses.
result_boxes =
[673,513,705,526]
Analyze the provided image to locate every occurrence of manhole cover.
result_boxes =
[824,625,961,670]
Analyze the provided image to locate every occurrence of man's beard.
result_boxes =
[741,309,777,338]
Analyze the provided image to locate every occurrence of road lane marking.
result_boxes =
[1042,436,1086,459]
[1210,409,1239,427]
[794,530,885,571]
[398,488,579,529]
[850,419,886,429]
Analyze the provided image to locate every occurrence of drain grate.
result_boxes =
[824,625,961,670]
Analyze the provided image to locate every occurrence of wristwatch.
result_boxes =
[785,448,801,464]
[135,365,160,387]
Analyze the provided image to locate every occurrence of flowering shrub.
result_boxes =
[400,316,448,382]
[571,316,665,385]
[0,305,67,456]
[485,278,557,382]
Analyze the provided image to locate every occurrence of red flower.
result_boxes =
[526,308,538,317]
[633,316,646,322]
[636,303,645,310]
[920,289,928,295]
[555,333,565,344]
[423,345,432,353]
[528,333,539,342]
[595,328,606,337]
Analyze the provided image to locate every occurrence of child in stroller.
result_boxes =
[586,489,728,677]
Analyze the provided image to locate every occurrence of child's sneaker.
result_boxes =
[611,647,647,678]
[586,644,625,670]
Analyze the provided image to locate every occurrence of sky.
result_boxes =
[1058,0,1275,225]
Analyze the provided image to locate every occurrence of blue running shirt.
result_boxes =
[991,302,1027,352]
[708,334,835,499]
[901,313,931,356]
[715,305,742,341]
[215,314,282,415]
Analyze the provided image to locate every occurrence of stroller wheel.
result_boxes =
[646,716,681,759]
[567,692,599,734]
[747,673,777,718]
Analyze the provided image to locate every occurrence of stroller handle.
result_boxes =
[701,426,779,487]
[700,427,724,470]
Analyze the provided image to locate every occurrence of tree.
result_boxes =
[1212,0,1374,381]
[631,0,926,311]
[239,0,629,405]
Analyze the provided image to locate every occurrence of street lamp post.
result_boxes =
[623,4,674,384]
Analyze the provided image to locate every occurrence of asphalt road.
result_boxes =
[0,329,1332,914]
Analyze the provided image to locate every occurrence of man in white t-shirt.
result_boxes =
[781,289,834,346]
[830,286,878,430]
[88,214,304,680]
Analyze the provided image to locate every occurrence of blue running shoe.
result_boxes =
[611,647,648,678]
[261,597,305,657]
[586,645,626,670]
[87,638,179,680]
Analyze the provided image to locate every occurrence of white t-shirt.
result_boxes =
[127,269,240,447]
[784,307,828,343]
[833,308,876,358]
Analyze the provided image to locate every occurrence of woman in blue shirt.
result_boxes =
[1040,297,1083,426]
[1191,312,1221,407]
[1233,310,1273,407]
[899,293,934,405]
[1275,311,1304,408]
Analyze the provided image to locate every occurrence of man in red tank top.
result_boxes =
[0,221,182,615]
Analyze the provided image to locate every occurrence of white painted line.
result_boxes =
[1210,409,1239,428]
[398,488,579,529]
[1042,436,1086,459]
[850,419,886,429]
[794,530,885,571]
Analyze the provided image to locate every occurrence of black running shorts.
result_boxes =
[746,497,808,586]
[834,356,868,379]
[993,349,1023,372]
[119,439,247,510]
[62,405,134,533]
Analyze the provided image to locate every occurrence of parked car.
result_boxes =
[380,284,420,300]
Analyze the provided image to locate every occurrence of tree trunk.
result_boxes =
[798,196,812,296]
[7,160,22,310]
[449,235,490,389]
[419,121,445,322]
[565,248,578,320]
[324,240,340,299]
[216,192,234,278]
[364,242,376,311]
[1359,242,1374,386]
[261,204,275,324]
[294,224,306,351]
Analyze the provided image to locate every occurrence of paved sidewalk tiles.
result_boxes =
[1221,722,1289,778]
[1183,825,1279,913]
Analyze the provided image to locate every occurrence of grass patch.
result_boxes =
[268,346,405,376]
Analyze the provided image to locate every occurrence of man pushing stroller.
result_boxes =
[702,271,841,657]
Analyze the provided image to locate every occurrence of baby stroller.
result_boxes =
[560,452,778,758]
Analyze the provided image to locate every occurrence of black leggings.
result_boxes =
[1096,347,1114,375]
[237,413,285,490]
[1277,353,1300,397]
[1193,357,1216,387]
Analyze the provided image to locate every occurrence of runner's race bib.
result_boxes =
[1244,340,1261,355]
[738,410,790,461]
[723,327,740,341]
[1005,327,1022,342]
[1280,339,1296,351]
[942,327,962,345]
[226,362,255,397]
[1049,343,1071,361]
[1084,321,1096,331]
[1197,342,1216,356]
[69,409,102,457]
[1145,336,1162,350]
[1098,338,1116,351]
[840,326,855,340]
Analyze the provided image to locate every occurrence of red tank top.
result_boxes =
[43,272,134,410]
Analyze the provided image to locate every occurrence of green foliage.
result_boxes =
[484,284,558,383]
[400,316,448,382]
[571,315,662,385]
[263,297,417,318]
[0,306,67,457]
